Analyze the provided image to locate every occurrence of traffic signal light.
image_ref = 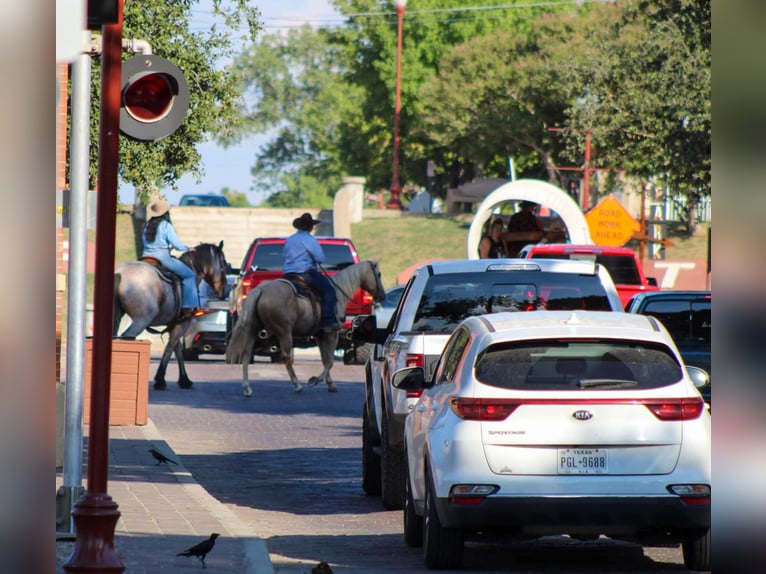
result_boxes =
[120,55,189,142]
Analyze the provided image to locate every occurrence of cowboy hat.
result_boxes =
[146,198,171,219]
[293,212,322,230]
[520,200,537,209]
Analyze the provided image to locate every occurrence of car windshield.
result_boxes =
[411,272,612,333]
[250,243,355,271]
[475,339,683,391]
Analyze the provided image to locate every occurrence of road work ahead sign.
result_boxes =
[585,195,640,247]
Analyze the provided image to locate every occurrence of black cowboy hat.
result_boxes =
[293,212,322,230]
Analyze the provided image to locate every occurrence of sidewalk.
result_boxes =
[56,419,274,574]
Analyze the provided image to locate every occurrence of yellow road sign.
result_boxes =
[585,195,640,247]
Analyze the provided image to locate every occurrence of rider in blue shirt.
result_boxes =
[142,198,198,317]
[283,213,340,333]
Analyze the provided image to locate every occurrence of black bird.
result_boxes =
[312,561,333,574]
[177,533,219,568]
[148,447,177,466]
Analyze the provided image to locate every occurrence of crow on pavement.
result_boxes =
[312,561,333,574]
[177,533,219,568]
[148,447,177,466]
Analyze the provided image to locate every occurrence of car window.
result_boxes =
[320,244,356,270]
[433,327,471,386]
[475,339,683,391]
[249,244,284,271]
[642,299,711,343]
[529,253,641,285]
[410,272,612,333]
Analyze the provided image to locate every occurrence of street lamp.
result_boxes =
[386,0,407,209]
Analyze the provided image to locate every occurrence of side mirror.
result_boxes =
[686,365,710,389]
[647,277,658,287]
[392,367,425,392]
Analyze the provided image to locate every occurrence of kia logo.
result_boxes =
[572,410,593,421]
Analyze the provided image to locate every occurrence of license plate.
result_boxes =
[558,448,608,474]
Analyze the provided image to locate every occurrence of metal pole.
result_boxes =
[58,30,91,536]
[387,2,406,209]
[582,131,591,211]
[64,1,125,570]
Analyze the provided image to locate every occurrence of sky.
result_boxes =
[120,0,341,207]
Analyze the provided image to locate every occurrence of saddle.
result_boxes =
[139,256,184,321]
[282,273,322,329]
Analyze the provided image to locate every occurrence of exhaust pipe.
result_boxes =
[268,345,279,353]
[202,344,213,352]
[343,330,353,340]
[258,329,271,339]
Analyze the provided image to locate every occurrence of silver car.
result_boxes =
[182,276,236,360]
[396,311,711,571]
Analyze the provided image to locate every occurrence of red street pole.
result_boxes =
[387,0,406,210]
[582,130,591,211]
[64,2,125,572]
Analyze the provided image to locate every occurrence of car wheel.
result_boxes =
[182,347,199,361]
[681,528,710,572]
[381,413,405,510]
[423,465,463,569]
[403,456,423,547]
[362,404,381,496]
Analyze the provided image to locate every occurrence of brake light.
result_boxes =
[644,397,705,421]
[449,398,519,421]
[405,353,424,368]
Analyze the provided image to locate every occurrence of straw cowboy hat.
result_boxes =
[146,198,171,219]
[292,212,322,230]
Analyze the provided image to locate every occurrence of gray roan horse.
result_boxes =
[113,241,230,390]
[226,260,386,396]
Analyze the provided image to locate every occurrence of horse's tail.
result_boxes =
[225,286,262,364]
[112,272,123,337]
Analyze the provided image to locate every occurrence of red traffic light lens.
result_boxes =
[122,73,174,123]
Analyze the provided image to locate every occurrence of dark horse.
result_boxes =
[226,260,386,396]
[113,241,230,390]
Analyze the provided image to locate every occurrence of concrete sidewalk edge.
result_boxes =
[140,418,275,574]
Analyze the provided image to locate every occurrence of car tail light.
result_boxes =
[449,484,498,505]
[449,397,519,421]
[667,484,711,505]
[644,397,705,421]
[360,290,373,305]
[404,354,425,398]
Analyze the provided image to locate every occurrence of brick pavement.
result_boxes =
[56,418,273,574]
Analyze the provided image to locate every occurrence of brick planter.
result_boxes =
[83,338,150,425]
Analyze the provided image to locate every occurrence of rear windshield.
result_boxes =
[642,299,711,344]
[249,243,355,271]
[530,253,641,285]
[411,272,612,333]
[475,339,683,391]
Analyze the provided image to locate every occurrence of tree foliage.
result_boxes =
[77,0,261,203]
[227,0,710,213]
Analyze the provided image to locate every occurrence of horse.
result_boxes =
[113,241,230,390]
[225,260,386,397]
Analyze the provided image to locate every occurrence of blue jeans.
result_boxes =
[146,251,198,308]
[304,268,339,328]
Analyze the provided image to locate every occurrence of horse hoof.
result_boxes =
[294,384,304,393]
[243,390,253,398]
[307,376,320,387]
[178,381,193,390]
[327,383,338,393]
[153,381,167,390]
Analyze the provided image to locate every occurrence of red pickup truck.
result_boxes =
[230,236,374,364]
[519,243,660,309]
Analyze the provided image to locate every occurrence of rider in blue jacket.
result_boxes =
[283,213,340,333]
[142,198,198,318]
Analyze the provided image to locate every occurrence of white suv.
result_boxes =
[356,259,624,510]
[396,311,711,570]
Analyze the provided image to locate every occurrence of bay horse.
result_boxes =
[225,260,386,396]
[113,241,230,390]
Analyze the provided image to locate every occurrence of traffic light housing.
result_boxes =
[120,55,189,142]
[88,0,119,29]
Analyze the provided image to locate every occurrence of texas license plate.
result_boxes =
[558,448,608,474]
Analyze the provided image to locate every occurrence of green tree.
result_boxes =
[79,1,261,203]
[221,187,250,207]
[547,0,711,230]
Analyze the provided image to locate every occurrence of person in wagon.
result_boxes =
[142,198,198,318]
[283,212,340,333]
[478,217,507,259]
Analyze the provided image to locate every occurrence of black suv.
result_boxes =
[626,290,711,406]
